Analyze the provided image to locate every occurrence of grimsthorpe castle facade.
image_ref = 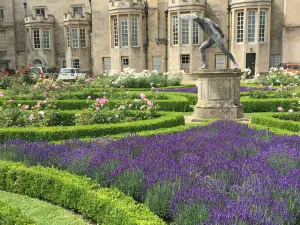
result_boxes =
[0,0,299,75]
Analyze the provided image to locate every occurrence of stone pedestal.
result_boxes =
[188,69,244,121]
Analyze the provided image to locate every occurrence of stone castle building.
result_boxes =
[0,0,299,75]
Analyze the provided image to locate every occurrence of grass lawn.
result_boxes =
[0,191,90,225]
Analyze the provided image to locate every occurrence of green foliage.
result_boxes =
[0,200,36,225]
[0,112,185,142]
[0,160,165,225]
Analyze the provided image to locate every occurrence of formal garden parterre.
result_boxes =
[0,67,299,224]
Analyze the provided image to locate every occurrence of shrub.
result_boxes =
[0,200,36,225]
[0,160,165,225]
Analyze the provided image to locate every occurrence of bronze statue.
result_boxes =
[181,13,239,69]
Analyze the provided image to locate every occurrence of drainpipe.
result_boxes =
[164,10,168,72]
[227,0,231,68]
[89,0,93,76]
[144,1,149,70]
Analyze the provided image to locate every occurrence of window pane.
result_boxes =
[72,59,80,69]
[193,20,199,45]
[103,57,111,73]
[33,30,40,49]
[66,27,70,47]
[131,17,139,47]
[43,30,50,49]
[0,30,6,50]
[0,9,4,20]
[36,8,45,15]
[121,18,128,47]
[72,28,79,48]
[182,19,189,45]
[80,28,86,48]
[270,54,281,67]
[237,12,244,43]
[247,11,256,42]
[113,17,118,47]
[172,15,179,45]
[216,54,226,69]
[181,55,190,73]
[73,7,83,15]
[153,57,161,72]
[259,11,266,43]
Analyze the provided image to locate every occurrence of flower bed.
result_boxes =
[0,161,165,225]
[1,121,299,224]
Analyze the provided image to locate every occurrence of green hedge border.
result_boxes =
[0,92,191,112]
[0,112,184,142]
[0,199,36,225]
[251,112,300,135]
[0,160,165,225]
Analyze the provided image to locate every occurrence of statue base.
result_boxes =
[188,69,244,121]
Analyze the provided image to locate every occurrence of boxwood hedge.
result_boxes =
[0,160,165,225]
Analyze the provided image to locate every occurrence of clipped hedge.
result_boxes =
[0,161,165,225]
[251,112,300,134]
[241,98,298,113]
[0,93,191,112]
[0,200,36,225]
[0,112,184,142]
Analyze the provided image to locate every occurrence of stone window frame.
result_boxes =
[0,8,4,20]
[71,28,79,48]
[172,14,179,46]
[180,55,190,73]
[0,29,7,50]
[33,6,47,17]
[215,54,226,69]
[270,54,281,67]
[72,59,80,69]
[61,60,66,68]
[247,10,256,43]
[32,29,41,49]
[42,29,51,49]
[236,11,244,43]
[111,16,119,48]
[120,17,129,48]
[181,14,189,45]
[192,19,200,45]
[103,57,111,74]
[121,56,129,71]
[131,16,139,47]
[80,28,86,48]
[71,5,84,16]
[259,10,266,43]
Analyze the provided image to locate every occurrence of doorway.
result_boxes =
[246,53,256,78]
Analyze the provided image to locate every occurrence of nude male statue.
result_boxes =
[181,13,239,69]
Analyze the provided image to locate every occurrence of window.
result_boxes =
[237,11,244,43]
[181,55,190,73]
[259,11,266,43]
[35,8,45,16]
[113,17,118,47]
[72,28,79,48]
[42,30,50,49]
[193,20,199,45]
[0,30,6,50]
[131,17,139,47]
[181,18,189,45]
[61,60,66,68]
[122,57,129,70]
[33,29,40,49]
[172,15,179,45]
[215,54,226,69]
[72,59,80,68]
[270,54,281,67]
[66,27,70,48]
[80,28,86,48]
[103,57,111,73]
[153,57,162,72]
[73,7,83,15]
[0,9,4,20]
[120,18,128,47]
[247,10,256,43]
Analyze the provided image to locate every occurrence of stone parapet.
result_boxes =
[231,0,271,9]
[109,0,145,14]
[24,14,55,27]
[63,12,91,26]
[168,0,205,12]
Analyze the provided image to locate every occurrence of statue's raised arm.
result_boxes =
[181,13,239,69]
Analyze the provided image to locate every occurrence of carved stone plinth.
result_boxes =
[188,69,244,122]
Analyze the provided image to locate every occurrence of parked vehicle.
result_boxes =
[57,68,86,81]
[30,67,58,79]
[278,63,300,72]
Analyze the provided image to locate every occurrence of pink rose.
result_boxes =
[18,104,22,107]
[8,99,14,103]
[29,114,34,121]
[0,92,4,97]
[120,86,124,88]
[24,105,29,110]
[140,93,146,100]
[87,96,92,100]
[147,101,153,107]
[95,107,100,111]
